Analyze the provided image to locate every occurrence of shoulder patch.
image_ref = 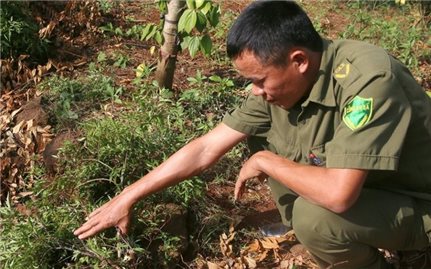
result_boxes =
[342,96,373,130]
[334,62,350,79]
[333,60,361,90]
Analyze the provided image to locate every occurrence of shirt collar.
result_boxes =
[301,39,336,108]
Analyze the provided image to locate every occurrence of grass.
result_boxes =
[1,1,429,268]
[1,63,247,267]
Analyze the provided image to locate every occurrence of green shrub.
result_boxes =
[40,72,123,128]
[0,202,81,269]
[341,1,429,72]
[0,2,50,60]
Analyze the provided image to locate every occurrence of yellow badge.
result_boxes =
[334,62,350,79]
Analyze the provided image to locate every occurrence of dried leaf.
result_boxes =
[19,191,33,197]
[39,20,57,39]
[207,261,220,269]
[260,250,270,262]
[279,259,292,269]
[220,235,233,257]
[11,107,23,118]
[260,237,279,250]
[23,134,32,147]
[246,240,261,253]
[243,256,257,269]
[12,120,25,134]
[27,119,34,129]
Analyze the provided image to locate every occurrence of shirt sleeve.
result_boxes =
[326,71,412,170]
[222,94,271,136]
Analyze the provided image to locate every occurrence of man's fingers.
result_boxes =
[88,209,101,218]
[88,202,110,218]
[116,221,129,236]
[75,220,108,240]
[76,226,100,240]
[234,178,245,201]
[120,217,130,234]
[74,220,96,236]
[74,214,105,237]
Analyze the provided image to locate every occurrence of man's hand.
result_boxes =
[73,192,133,240]
[234,152,268,201]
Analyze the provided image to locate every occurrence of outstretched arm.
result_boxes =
[74,123,247,239]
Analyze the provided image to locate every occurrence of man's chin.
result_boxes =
[275,103,289,110]
[267,100,290,110]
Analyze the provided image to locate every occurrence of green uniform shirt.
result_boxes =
[223,39,431,200]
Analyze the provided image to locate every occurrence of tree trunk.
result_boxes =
[155,0,185,90]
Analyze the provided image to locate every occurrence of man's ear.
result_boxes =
[289,49,309,74]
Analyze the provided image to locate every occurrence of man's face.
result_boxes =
[233,50,309,110]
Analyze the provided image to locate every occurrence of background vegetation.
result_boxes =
[1,1,429,268]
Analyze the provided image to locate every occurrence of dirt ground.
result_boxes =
[1,1,429,268]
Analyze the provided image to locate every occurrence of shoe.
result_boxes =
[259,222,291,237]
[398,247,431,269]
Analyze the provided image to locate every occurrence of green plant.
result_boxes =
[135,62,156,80]
[97,0,114,14]
[0,201,82,269]
[39,72,123,127]
[99,22,124,36]
[113,53,129,68]
[339,3,427,72]
[99,17,164,45]
[0,2,50,60]
[129,23,163,44]
[97,51,107,63]
[187,69,208,85]
[178,0,221,57]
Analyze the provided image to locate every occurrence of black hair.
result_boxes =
[227,0,323,66]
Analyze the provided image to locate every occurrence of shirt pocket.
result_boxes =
[309,144,327,167]
[267,130,300,161]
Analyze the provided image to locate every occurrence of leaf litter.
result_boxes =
[205,223,318,269]
[0,91,54,206]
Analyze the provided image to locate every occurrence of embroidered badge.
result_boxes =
[343,96,373,130]
[334,62,351,79]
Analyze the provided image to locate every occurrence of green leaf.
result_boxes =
[208,5,220,27]
[201,2,211,15]
[99,22,114,33]
[209,75,222,82]
[141,24,152,40]
[188,36,200,58]
[145,25,157,41]
[154,31,163,44]
[195,0,205,8]
[114,27,123,35]
[186,0,195,9]
[195,11,207,32]
[185,10,197,33]
[178,9,191,32]
[97,52,106,63]
[200,34,212,55]
[181,36,191,51]
[136,63,146,78]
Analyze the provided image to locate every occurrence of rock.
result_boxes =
[42,130,75,173]
[16,97,48,126]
